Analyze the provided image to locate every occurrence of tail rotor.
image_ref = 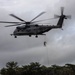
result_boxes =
[54,7,71,19]
[54,7,71,28]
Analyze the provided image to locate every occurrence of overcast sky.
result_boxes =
[0,0,75,68]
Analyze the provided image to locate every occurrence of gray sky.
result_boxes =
[0,0,75,68]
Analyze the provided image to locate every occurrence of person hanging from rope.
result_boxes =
[44,41,47,46]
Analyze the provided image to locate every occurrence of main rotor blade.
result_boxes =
[66,15,71,19]
[30,12,46,22]
[54,14,60,18]
[0,21,20,23]
[32,18,55,23]
[10,14,26,22]
[37,23,51,24]
[61,7,64,15]
[5,23,24,27]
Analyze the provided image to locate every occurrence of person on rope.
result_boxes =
[44,41,47,46]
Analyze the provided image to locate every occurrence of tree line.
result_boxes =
[0,61,75,75]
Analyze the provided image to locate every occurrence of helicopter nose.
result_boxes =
[13,29,17,35]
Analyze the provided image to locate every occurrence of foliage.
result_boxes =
[0,61,75,75]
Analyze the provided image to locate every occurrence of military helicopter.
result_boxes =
[0,7,71,38]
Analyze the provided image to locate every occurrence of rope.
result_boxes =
[43,35,50,66]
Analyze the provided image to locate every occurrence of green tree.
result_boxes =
[6,61,18,69]
[0,61,18,75]
[0,68,7,75]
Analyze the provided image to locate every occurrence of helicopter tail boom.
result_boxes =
[57,16,65,28]
[55,7,71,28]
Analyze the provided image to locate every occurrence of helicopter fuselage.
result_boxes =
[13,24,57,37]
[0,7,70,38]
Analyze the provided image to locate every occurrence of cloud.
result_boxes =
[0,0,75,68]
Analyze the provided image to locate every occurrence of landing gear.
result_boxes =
[14,36,17,38]
[35,35,38,38]
[29,35,31,37]
[10,34,17,38]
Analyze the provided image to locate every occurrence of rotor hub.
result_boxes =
[25,22,31,24]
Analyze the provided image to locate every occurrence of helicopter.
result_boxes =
[0,7,71,38]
